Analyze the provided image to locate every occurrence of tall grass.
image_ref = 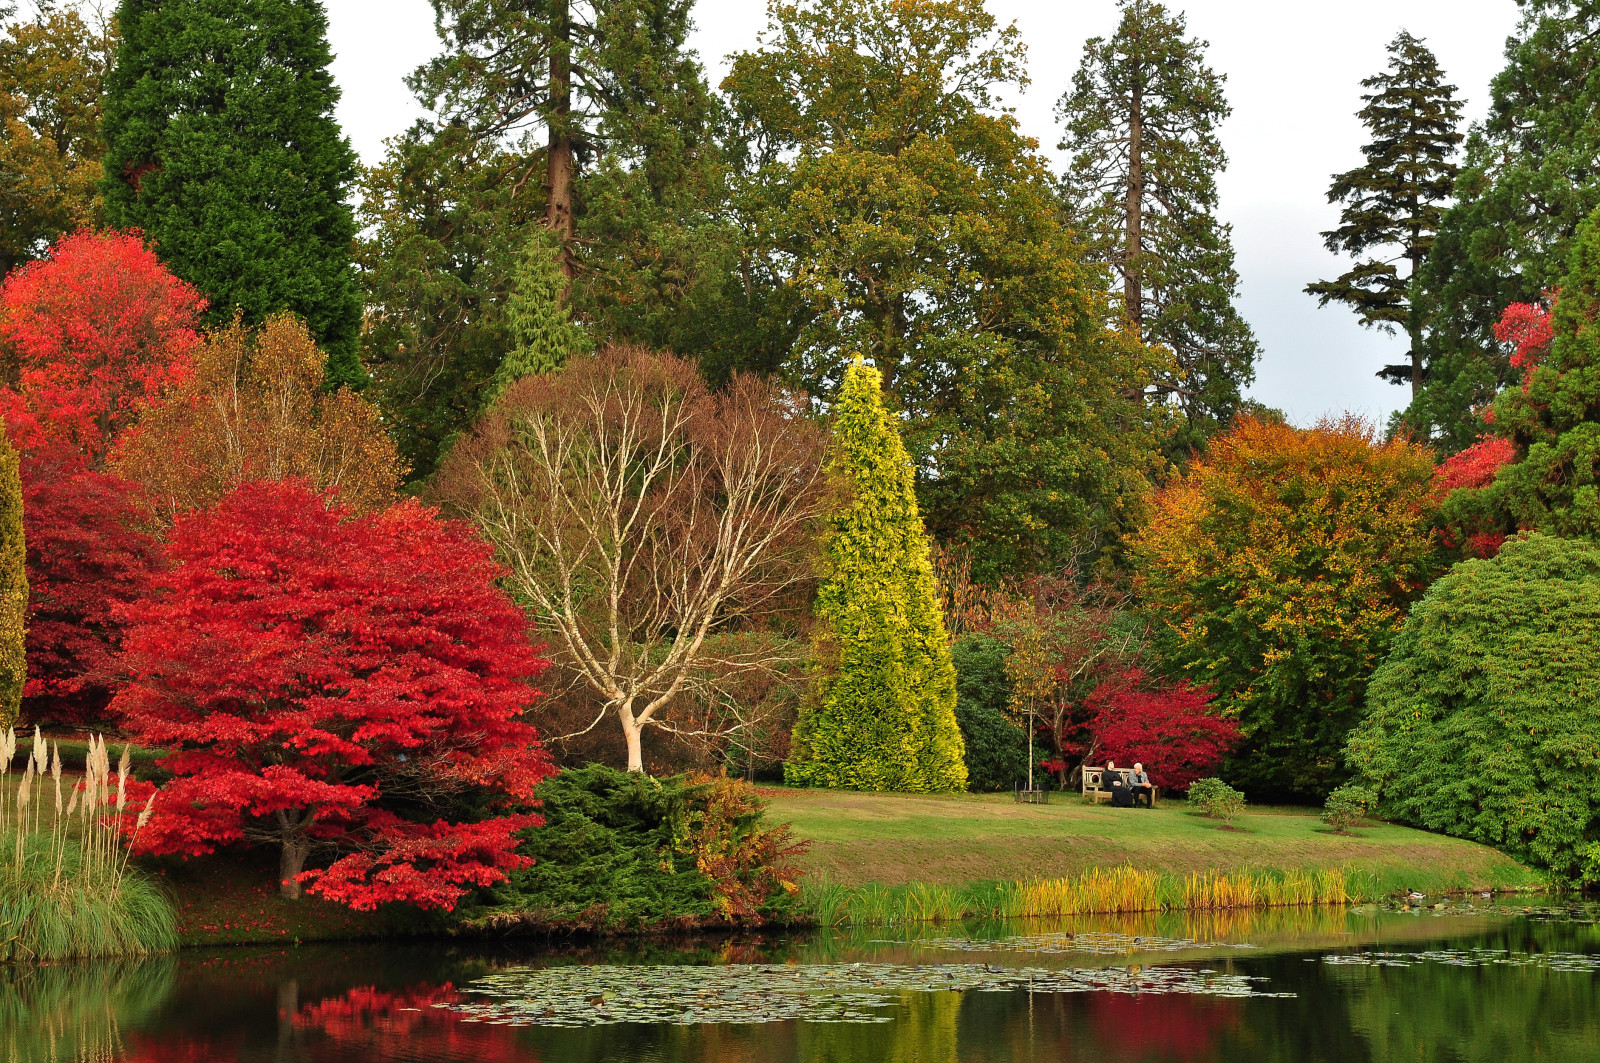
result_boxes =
[800,865,1363,927]
[0,728,177,962]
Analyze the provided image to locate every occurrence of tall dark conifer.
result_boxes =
[1307,32,1462,397]
[1058,0,1258,448]
[101,0,363,388]
[1406,1,1600,450]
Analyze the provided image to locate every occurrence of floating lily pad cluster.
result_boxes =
[445,962,1292,1028]
[1325,949,1600,973]
[909,932,1261,957]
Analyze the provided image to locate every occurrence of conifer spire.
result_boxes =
[786,359,966,792]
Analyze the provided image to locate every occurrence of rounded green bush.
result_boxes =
[1349,533,1600,883]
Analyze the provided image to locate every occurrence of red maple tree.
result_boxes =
[1083,670,1238,790]
[0,229,205,463]
[112,479,555,910]
[1493,297,1554,372]
[21,457,161,727]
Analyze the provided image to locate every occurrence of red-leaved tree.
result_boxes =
[1493,297,1554,372]
[0,229,205,463]
[112,479,555,910]
[21,457,161,727]
[1084,670,1238,791]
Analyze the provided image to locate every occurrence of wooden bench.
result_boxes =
[1082,767,1159,807]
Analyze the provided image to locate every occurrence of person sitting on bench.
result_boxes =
[1128,762,1154,808]
[1105,759,1135,807]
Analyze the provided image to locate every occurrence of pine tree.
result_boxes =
[786,359,966,793]
[486,228,591,404]
[1307,32,1462,397]
[1058,0,1258,446]
[1406,2,1600,449]
[100,0,364,389]
[0,424,25,730]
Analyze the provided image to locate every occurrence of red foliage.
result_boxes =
[1493,297,1554,372]
[1083,670,1238,790]
[112,479,555,911]
[0,229,204,463]
[21,456,161,727]
[1431,436,1517,497]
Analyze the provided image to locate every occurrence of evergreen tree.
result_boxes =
[1406,1,1600,449]
[1058,0,1258,446]
[786,359,966,793]
[486,227,591,404]
[1445,204,1600,539]
[1306,31,1463,397]
[725,0,1162,579]
[0,424,24,730]
[101,0,364,388]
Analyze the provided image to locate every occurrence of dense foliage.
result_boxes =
[1443,206,1600,540]
[787,360,966,792]
[113,480,555,910]
[102,0,363,387]
[1307,30,1462,394]
[1134,416,1441,799]
[1059,0,1257,445]
[1349,534,1600,883]
[110,313,404,523]
[486,229,590,403]
[950,635,1027,793]
[0,229,203,463]
[1407,1,1600,448]
[0,429,22,729]
[479,764,807,929]
[0,4,114,273]
[725,0,1161,578]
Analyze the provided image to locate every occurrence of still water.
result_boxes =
[4,901,1598,1062]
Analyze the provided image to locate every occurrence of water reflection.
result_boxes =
[0,904,1595,1063]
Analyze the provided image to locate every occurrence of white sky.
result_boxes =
[325,0,1524,427]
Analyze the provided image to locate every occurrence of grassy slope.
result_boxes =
[764,788,1542,894]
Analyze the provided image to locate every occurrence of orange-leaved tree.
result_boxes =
[1132,416,1440,799]
[111,313,404,523]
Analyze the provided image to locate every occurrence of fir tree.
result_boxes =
[786,359,967,793]
[1058,0,1258,447]
[486,227,591,404]
[100,0,364,388]
[1406,2,1600,449]
[0,424,24,730]
[1307,31,1462,397]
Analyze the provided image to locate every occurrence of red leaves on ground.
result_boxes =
[113,479,555,911]
[1085,670,1238,790]
[21,457,160,726]
[0,229,205,463]
[1493,298,1554,372]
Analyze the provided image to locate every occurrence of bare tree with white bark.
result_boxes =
[435,346,827,773]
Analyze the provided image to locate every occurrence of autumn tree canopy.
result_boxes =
[1133,416,1441,799]
[114,480,555,909]
[111,313,404,524]
[0,229,204,464]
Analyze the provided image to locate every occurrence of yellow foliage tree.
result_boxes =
[111,314,403,522]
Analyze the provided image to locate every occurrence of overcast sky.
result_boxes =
[325,0,1524,427]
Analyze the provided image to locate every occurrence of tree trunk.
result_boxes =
[620,704,645,773]
[546,0,575,281]
[1124,78,1144,340]
[278,816,310,900]
[1408,239,1424,398]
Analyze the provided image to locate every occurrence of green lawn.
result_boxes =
[762,787,1542,895]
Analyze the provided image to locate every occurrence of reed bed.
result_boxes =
[0,727,177,962]
[801,865,1363,927]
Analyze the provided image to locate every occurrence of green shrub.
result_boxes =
[785,359,966,792]
[1349,533,1600,884]
[477,764,807,930]
[951,635,1027,792]
[1187,777,1245,823]
[1322,783,1373,832]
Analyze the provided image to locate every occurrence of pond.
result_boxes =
[3,899,1597,1062]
